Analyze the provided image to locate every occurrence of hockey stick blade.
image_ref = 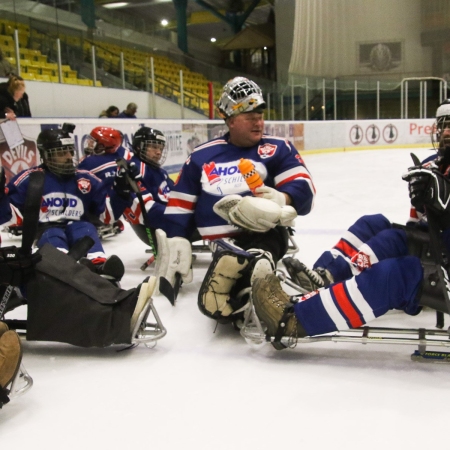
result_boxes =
[410,152,421,166]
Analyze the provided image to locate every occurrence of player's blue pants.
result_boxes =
[314,214,409,281]
[295,256,423,336]
[37,221,106,262]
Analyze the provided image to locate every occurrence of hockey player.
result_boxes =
[120,127,173,235]
[0,124,132,283]
[79,126,132,189]
[79,126,133,237]
[251,100,450,349]
[157,76,316,323]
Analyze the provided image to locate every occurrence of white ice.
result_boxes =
[2,147,450,450]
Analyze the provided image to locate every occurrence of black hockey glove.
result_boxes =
[113,161,142,200]
[0,246,41,286]
[403,166,450,222]
[126,161,142,182]
[403,167,450,212]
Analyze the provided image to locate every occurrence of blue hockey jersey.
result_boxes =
[164,133,316,239]
[78,146,132,190]
[120,156,174,229]
[0,166,126,227]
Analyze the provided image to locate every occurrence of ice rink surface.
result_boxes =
[2,146,450,449]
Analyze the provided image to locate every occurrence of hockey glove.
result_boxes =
[214,195,297,233]
[126,161,142,182]
[403,166,450,212]
[254,186,286,206]
[113,166,132,199]
[0,246,41,286]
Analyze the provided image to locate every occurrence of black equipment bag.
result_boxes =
[26,244,138,347]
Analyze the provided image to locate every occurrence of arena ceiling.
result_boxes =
[94,0,275,43]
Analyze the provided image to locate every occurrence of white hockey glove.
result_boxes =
[254,186,286,206]
[214,195,297,233]
[154,229,193,294]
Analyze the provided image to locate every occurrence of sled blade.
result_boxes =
[411,350,450,363]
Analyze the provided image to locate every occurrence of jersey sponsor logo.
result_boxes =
[201,160,254,196]
[41,197,78,211]
[77,178,92,194]
[158,182,171,202]
[257,143,277,159]
[40,193,83,220]
[203,162,221,185]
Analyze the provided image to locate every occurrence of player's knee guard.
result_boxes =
[198,240,255,323]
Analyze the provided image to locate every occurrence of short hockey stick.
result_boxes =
[116,159,179,305]
[116,158,157,256]
[0,170,44,318]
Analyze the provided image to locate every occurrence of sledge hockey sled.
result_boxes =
[240,271,450,363]
[7,362,33,400]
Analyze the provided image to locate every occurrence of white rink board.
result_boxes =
[1,117,436,183]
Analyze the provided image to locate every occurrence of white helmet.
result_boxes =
[216,77,266,119]
[433,99,450,150]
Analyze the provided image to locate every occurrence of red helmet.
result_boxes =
[84,127,123,155]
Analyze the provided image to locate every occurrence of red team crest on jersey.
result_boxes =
[77,178,91,194]
[257,143,277,159]
[351,251,372,272]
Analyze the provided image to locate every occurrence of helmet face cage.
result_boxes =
[433,101,450,152]
[37,130,78,176]
[83,135,97,156]
[43,144,78,176]
[85,127,122,156]
[216,77,266,119]
[133,128,167,168]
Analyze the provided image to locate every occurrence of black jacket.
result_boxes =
[0,82,32,117]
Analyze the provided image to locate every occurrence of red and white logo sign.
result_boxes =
[351,251,372,272]
[202,161,221,185]
[257,143,277,159]
[77,178,92,194]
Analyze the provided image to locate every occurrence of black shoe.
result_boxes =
[101,255,125,282]
[79,255,125,284]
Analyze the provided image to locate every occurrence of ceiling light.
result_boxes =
[103,2,129,9]
[161,19,169,26]
[210,37,216,43]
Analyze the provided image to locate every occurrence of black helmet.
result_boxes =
[132,127,167,168]
[37,126,77,176]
